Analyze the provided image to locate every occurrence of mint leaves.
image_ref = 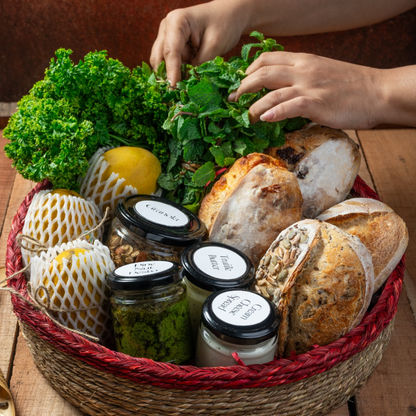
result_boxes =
[159,32,306,209]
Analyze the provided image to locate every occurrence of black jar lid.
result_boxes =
[108,261,183,291]
[115,195,206,247]
[181,242,255,292]
[201,289,279,345]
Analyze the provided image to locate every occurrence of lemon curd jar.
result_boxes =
[106,195,206,268]
[195,289,279,367]
[180,242,255,342]
[108,260,193,364]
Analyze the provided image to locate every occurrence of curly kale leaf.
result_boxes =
[4,49,170,190]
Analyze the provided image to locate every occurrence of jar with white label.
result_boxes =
[106,195,206,268]
[108,260,193,364]
[181,242,255,342]
[195,289,279,367]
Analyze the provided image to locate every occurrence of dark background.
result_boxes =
[1,0,416,102]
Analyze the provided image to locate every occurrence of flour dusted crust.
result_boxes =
[266,124,361,218]
[255,219,374,358]
[317,198,408,293]
[199,153,287,230]
[199,153,302,267]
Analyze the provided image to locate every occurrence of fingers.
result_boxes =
[191,30,230,66]
[150,11,193,86]
[233,65,294,101]
[254,95,322,124]
[245,51,297,76]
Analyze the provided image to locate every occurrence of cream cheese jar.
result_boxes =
[180,242,255,342]
[195,289,279,367]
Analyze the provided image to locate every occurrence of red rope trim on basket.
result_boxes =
[6,176,404,391]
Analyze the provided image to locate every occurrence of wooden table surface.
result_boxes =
[1,128,416,416]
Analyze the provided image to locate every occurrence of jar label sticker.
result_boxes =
[211,290,270,326]
[193,246,247,280]
[115,261,173,276]
[134,200,189,227]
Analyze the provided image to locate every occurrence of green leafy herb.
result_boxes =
[4,49,170,190]
[4,32,307,209]
[160,32,306,207]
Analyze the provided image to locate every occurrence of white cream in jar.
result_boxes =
[180,242,255,343]
[195,289,279,367]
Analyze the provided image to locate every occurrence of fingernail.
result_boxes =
[260,110,275,122]
[227,92,236,102]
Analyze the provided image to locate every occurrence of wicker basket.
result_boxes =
[6,176,405,416]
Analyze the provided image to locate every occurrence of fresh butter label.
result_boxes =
[115,261,173,276]
[211,290,270,326]
[134,200,189,227]
[193,246,247,280]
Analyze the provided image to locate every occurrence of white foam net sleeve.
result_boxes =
[80,146,137,219]
[21,190,104,267]
[79,146,163,219]
[30,239,115,344]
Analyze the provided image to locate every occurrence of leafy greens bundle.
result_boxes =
[4,32,306,211]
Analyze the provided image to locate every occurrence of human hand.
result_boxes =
[150,1,246,86]
[230,52,384,130]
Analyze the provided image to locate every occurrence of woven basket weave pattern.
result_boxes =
[6,176,405,415]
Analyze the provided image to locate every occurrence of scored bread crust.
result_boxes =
[207,161,302,267]
[255,219,374,358]
[265,123,341,170]
[265,124,361,218]
[317,198,409,293]
[199,153,287,231]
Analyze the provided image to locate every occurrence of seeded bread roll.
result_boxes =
[317,198,408,293]
[266,124,361,218]
[255,219,374,358]
[199,153,302,267]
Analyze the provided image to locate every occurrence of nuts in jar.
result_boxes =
[106,195,207,268]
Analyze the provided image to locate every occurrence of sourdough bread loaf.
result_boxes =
[255,219,374,358]
[317,198,408,293]
[199,153,302,267]
[266,124,361,218]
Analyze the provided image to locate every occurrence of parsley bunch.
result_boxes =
[158,32,306,212]
[4,49,171,190]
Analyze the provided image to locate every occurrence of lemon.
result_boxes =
[51,189,82,198]
[102,147,161,195]
[25,190,102,250]
[80,146,162,217]
[41,248,107,332]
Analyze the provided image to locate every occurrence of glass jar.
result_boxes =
[181,242,255,342]
[195,289,279,367]
[108,261,193,364]
[106,195,206,268]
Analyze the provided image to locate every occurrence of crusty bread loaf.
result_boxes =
[199,153,302,267]
[255,219,374,358]
[317,198,408,293]
[266,124,361,218]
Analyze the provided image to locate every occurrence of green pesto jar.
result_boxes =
[108,261,193,364]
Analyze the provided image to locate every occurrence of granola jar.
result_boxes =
[195,289,279,367]
[180,242,255,342]
[108,260,193,364]
[106,195,206,268]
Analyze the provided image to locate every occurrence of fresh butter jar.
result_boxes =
[181,242,255,341]
[195,289,279,367]
[108,260,193,364]
[106,195,206,268]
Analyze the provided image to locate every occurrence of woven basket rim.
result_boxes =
[6,176,405,391]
